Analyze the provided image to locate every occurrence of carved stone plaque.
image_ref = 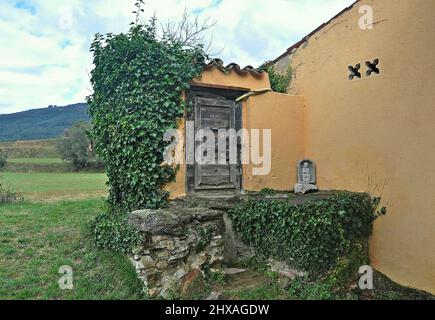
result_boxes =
[295,159,318,194]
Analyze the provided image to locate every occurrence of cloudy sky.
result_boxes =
[0,0,355,114]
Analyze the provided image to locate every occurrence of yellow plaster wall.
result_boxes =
[274,0,435,294]
[192,67,270,90]
[243,92,305,191]
[165,118,187,200]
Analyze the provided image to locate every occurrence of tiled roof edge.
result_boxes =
[204,58,265,77]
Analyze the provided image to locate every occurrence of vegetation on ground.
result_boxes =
[0,139,61,158]
[7,158,63,164]
[164,256,434,300]
[228,192,387,299]
[0,160,74,174]
[0,138,104,173]
[90,211,142,253]
[229,192,385,274]
[56,121,104,171]
[0,149,7,168]
[209,257,434,301]
[0,172,107,202]
[1,195,431,301]
[0,175,22,204]
[0,160,432,299]
[0,200,145,300]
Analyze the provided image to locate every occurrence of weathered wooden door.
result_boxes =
[194,96,239,190]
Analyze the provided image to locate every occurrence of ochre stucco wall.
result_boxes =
[274,0,435,294]
[243,92,304,191]
[192,67,270,91]
[165,118,187,199]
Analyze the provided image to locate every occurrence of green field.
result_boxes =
[0,139,106,201]
[0,142,136,300]
[0,139,104,174]
[0,200,145,300]
[1,172,107,201]
[0,139,61,158]
[7,158,63,164]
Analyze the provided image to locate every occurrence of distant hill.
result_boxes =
[0,103,90,142]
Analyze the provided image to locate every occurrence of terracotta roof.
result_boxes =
[272,0,360,64]
[204,59,265,77]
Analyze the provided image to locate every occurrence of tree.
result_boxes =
[56,121,103,170]
[161,8,217,54]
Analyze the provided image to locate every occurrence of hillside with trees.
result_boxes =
[0,103,89,142]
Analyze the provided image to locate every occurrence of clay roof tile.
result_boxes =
[204,59,265,78]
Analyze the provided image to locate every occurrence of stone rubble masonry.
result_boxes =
[127,206,225,298]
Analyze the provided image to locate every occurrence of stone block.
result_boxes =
[156,261,168,270]
[153,239,175,251]
[294,183,318,194]
[148,287,161,298]
[140,255,155,269]
[268,259,307,281]
[155,250,170,259]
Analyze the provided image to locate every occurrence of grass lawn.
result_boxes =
[1,172,108,201]
[0,199,145,300]
[0,139,60,158]
[0,159,142,300]
[7,158,64,164]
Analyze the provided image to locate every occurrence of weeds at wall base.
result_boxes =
[0,176,23,204]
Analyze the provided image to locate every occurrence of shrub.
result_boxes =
[258,62,292,93]
[56,121,104,171]
[90,212,142,253]
[287,276,336,300]
[0,149,8,168]
[228,192,386,274]
[259,188,277,196]
[0,175,22,204]
[88,12,205,213]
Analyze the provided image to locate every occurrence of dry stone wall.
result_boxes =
[128,207,225,298]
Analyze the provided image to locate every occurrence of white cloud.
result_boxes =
[0,0,355,114]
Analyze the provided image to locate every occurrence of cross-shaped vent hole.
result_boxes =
[348,63,362,80]
[366,59,380,76]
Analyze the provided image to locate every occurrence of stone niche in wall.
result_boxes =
[127,206,225,298]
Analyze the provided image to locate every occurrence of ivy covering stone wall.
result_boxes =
[228,192,386,276]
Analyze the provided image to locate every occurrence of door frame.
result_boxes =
[186,85,247,194]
